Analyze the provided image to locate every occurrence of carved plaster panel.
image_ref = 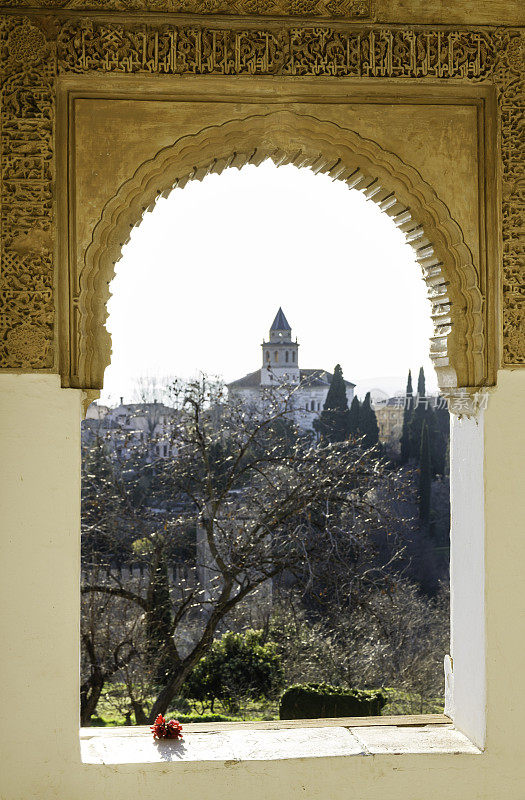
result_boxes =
[0,15,523,379]
[0,17,55,369]
[0,0,373,17]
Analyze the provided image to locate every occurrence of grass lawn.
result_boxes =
[88,685,443,726]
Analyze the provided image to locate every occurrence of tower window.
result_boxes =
[266,351,270,362]
[274,351,278,362]
[292,352,295,362]
[311,400,315,411]
[285,351,289,363]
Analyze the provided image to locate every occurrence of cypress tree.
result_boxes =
[410,366,427,461]
[419,421,432,524]
[416,365,426,398]
[400,369,413,464]
[360,392,380,448]
[314,364,351,442]
[432,403,450,476]
[348,395,361,438]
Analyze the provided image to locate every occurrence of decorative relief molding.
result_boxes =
[0,15,522,374]
[0,17,55,369]
[0,0,373,18]
[80,111,483,392]
[56,24,500,79]
[490,31,525,367]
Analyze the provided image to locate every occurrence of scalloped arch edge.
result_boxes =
[77,111,488,396]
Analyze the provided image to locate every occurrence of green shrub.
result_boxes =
[279,683,386,720]
[183,630,284,714]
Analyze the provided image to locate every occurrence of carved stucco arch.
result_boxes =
[80,110,485,395]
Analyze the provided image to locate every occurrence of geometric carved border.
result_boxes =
[0,15,523,373]
[81,110,484,393]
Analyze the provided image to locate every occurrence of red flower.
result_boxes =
[151,714,183,740]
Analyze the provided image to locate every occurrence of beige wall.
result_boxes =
[0,370,524,798]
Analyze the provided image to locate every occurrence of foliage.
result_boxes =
[430,405,450,477]
[314,364,351,442]
[183,630,284,713]
[419,421,432,524]
[342,582,449,712]
[80,568,140,725]
[359,392,380,448]
[409,367,427,461]
[279,683,386,719]
[144,543,174,685]
[399,366,449,480]
[348,395,361,437]
[81,375,450,726]
[400,369,413,464]
[82,375,404,723]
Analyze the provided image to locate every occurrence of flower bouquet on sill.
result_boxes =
[151,714,183,740]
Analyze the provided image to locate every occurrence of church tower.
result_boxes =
[261,308,300,386]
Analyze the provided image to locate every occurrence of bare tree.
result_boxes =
[341,581,449,712]
[82,375,410,723]
[80,567,140,725]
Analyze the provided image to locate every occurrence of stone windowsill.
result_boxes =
[80,716,481,764]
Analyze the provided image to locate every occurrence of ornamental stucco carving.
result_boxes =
[0,17,55,368]
[0,14,523,379]
[0,0,373,16]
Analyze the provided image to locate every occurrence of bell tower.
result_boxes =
[261,308,300,385]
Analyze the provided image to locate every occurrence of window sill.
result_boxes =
[80,715,481,764]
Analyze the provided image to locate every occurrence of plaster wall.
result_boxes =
[450,410,485,745]
[0,370,524,798]
[373,0,524,26]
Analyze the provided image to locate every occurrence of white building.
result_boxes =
[227,308,355,432]
[82,400,178,460]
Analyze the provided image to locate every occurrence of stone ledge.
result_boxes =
[80,723,481,764]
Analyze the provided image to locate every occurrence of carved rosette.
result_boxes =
[0,14,523,375]
[0,17,55,368]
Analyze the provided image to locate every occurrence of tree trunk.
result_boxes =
[80,676,104,725]
[131,699,149,725]
[147,666,191,722]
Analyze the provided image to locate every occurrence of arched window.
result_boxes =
[285,351,289,363]
[310,400,315,411]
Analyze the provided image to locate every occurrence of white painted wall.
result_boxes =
[449,411,485,746]
[230,382,354,432]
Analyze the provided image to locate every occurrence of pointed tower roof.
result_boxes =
[270,307,291,331]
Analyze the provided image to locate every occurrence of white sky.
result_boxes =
[101,161,437,406]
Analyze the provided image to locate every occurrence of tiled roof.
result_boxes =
[301,369,355,388]
[270,307,291,331]
[227,369,262,388]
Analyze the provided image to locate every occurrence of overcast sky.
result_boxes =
[101,160,437,406]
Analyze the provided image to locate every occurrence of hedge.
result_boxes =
[279,683,386,720]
